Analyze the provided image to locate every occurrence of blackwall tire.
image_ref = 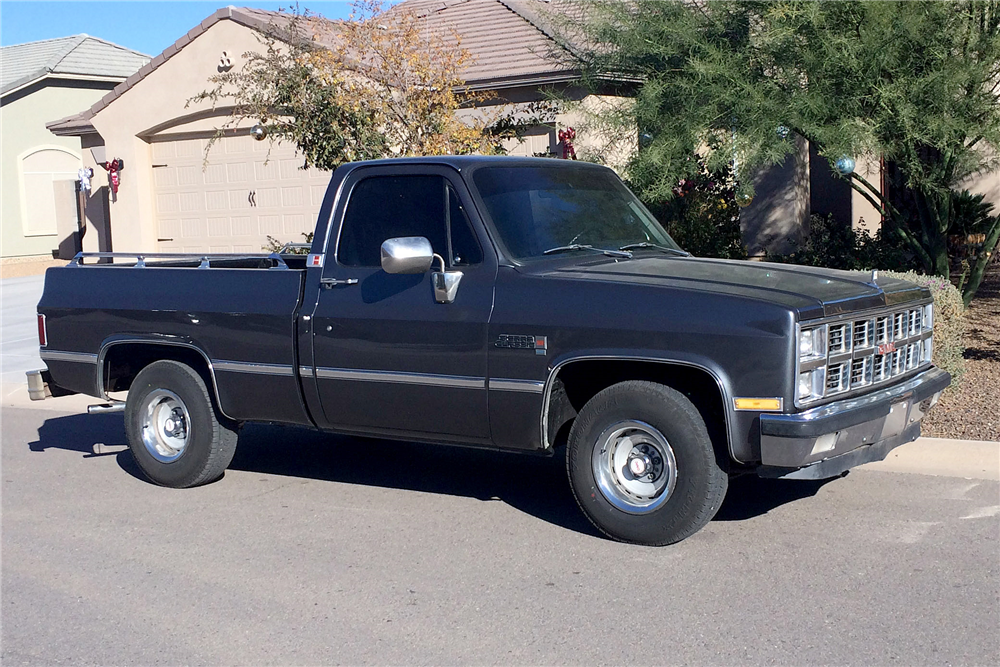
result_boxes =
[566,380,728,545]
[124,360,238,488]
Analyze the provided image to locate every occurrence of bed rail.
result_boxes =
[68,252,291,270]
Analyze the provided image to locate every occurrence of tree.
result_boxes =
[191,1,506,171]
[568,0,1000,304]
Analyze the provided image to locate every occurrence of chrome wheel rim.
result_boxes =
[140,389,191,463]
[592,420,677,514]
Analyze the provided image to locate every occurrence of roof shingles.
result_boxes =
[1,34,149,96]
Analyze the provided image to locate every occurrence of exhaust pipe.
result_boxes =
[88,402,125,414]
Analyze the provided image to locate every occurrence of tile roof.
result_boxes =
[47,1,579,136]
[1,34,149,96]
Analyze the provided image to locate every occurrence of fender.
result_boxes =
[540,352,744,464]
[96,334,234,421]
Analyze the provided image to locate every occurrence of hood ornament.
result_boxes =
[866,269,883,292]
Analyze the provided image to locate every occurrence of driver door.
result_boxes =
[308,166,496,443]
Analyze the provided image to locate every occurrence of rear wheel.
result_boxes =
[125,360,237,488]
[567,381,728,545]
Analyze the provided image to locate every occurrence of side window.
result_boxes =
[447,185,483,266]
[338,175,448,267]
[338,174,483,268]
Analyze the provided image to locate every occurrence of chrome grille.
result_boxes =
[850,357,872,387]
[826,362,848,393]
[797,302,933,406]
[853,320,872,348]
[829,323,850,353]
[875,316,890,343]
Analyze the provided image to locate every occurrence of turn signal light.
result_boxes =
[733,398,782,411]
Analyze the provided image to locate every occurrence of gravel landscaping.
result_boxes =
[922,261,1000,441]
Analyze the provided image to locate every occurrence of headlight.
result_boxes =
[798,326,827,361]
[923,336,933,363]
[922,303,933,332]
[798,368,826,402]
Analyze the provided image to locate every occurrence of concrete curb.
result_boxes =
[861,437,1000,481]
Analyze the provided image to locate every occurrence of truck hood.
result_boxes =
[529,255,929,319]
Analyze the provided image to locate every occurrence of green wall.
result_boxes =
[1,80,113,259]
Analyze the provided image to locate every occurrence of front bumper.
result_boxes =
[757,367,951,480]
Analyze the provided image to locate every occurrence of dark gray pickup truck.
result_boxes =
[32,156,950,545]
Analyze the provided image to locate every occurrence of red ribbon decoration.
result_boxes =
[100,158,123,195]
[558,127,577,160]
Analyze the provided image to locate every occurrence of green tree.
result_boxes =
[569,0,1000,304]
[191,1,508,171]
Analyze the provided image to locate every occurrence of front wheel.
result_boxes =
[566,381,728,545]
[125,360,238,488]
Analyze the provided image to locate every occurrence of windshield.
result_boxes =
[471,165,683,262]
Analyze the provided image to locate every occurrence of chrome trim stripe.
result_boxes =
[299,366,314,376]
[39,350,98,364]
[489,379,545,393]
[315,367,485,389]
[213,360,295,376]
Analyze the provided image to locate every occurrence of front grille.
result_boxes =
[798,304,932,405]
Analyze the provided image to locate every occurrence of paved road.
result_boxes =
[3,405,998,665]
[0,276,45,396]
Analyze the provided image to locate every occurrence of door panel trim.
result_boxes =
[315,366,485,389]
[489,378,545,393]
[213,360,295,376]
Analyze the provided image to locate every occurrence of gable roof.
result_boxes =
[1,34,150,96]
[46,1,577,137]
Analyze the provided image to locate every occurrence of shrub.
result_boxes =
[637,159,747,260]
[882,270,966,384]
[771,214,913,272]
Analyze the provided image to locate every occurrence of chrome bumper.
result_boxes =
[757,367,951,480]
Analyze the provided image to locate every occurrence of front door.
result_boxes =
[308,166,496,443]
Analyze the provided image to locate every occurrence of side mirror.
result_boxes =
[380,236,434,274]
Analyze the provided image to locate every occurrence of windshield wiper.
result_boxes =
[543,244,633,258]
[618,242,690,257]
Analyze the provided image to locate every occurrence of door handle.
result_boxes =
[321,278,359,289]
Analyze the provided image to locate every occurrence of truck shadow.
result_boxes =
[29,414,836,537]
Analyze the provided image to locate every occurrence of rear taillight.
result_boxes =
[37,314,47,347]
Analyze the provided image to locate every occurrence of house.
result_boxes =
[45,2,598,258]
[1,35,149,271]
[44,1,996,259]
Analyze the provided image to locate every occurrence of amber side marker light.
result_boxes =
[734,398,782,411]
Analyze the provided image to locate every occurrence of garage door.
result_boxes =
[151,135,331,254]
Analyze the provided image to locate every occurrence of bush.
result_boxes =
[771,214,913,271]
[882,270,966,384]
[638,160,747,260]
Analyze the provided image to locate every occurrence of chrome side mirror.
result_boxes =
[380,236,434,274]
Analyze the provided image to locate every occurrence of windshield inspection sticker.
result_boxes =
[495,334,547,355]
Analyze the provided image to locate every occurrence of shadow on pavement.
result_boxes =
[715,474,837,521]
[28,414,838,537]
[28,412,127,458]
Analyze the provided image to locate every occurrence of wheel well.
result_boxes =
[101,343,214,396]
[547,360,730,461]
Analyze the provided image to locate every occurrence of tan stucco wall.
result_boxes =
[87,20,271,254]
[1,82,112,258]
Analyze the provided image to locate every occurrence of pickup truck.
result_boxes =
[32,156,950,545]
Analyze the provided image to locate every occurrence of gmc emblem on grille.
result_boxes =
[878,342,897,355]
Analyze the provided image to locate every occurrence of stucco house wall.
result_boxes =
[0,83,108,258]
[1,37,148,265]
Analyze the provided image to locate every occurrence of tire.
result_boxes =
[566,380,728,545]
[124,360,238,488]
